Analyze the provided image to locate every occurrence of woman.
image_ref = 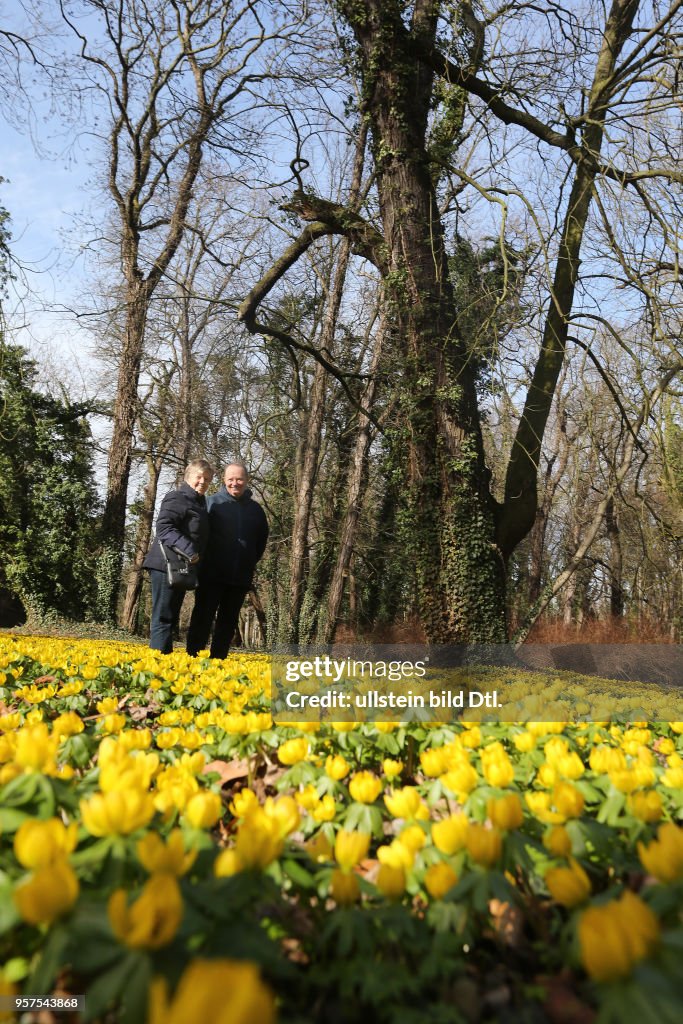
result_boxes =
[143,459,214,653]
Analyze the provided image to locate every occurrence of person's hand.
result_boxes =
[189,553,200,565]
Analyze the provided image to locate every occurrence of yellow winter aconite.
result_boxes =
[335,830,370,871]
[487,794,523,831]
[81,789,156,836]
[579,891,659,982]
[376,863,406,899]
[424,861,458,899]
[330,868,361,906]
[148,958,275,1024]
[465,824,503,868]
[326,754,350,780]
[638,823,683,883]
[14,859,79,925]
[182,790,223,829]
[108,874,183,949]
[136,830,197,876]
[277,737,310,765]
[14,818,78,869]
[432,813,469,855]
[545,858,591,908]
[383,786,428,820]
[348,771,382,804]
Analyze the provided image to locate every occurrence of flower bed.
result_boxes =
[1,635,682,1023]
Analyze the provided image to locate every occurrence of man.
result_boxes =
[143,459,214,653]
[186,461,269,659]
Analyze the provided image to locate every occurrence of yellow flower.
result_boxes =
[466,824,502,868]
[579,891,659,982]
[335,830,370,871]
[137,830,197,876]
[545,858,591,908]
[148,958,275,1024]
[108,874,183,950]
[377,840,414,870]
[277,737,309,765]
[627,790,663,823]
[330,868,361,906]
[543,825,572,858]
[400,824,426,853]
[660,765,683,788]
[14,723,59,773]
[382,758,403,780]
[295,785,320,812]
[81,789,155,836]
[440,762,478,799]
[14,818,78,869]
[52,711,85,739]
[638,822,683,883]
[431,814,469,855]
[312,794,336,823]
[536,763,557,788]
[482,757,515,788]
[552,782,584,820]
[97,696,119,714]
[420,748,447,776]
[230,788,259,818]
[14,859,79,925]
[325,754,350,780]
[214,849,242,877]
[183,791,223,829]
[513,731,536,752]
[424,861,458,899]
[383,786,428,820]
[235,810,283,869]
[263,795,301,836]
[487,794,523,831]
[348,771,382,804]
[376,863,406,899]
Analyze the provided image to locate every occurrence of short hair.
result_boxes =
[224,460,248,477]
[184,459,214,481]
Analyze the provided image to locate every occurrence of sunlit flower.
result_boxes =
[579,890,659,982]
[545,858,591,907]
[348,771,382,804]
[14,859,79,925]
[424,861,458,899]
[108,874,183,949]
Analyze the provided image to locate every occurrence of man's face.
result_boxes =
[188,469,213,495]
[224,465,247,498]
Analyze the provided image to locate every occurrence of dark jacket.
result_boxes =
[143,482,210,572]
[200,485,268,588]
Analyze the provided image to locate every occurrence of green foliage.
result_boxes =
[0,341,100,621]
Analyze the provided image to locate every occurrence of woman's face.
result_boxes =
[187,469,213,495]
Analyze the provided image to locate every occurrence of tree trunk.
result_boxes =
[605,497,624,618]
[120,456,162,632]
[319,324,384,642]
[343,0,507,642]
[102,279,150,554]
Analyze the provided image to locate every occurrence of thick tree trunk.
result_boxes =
[344,0,507,642]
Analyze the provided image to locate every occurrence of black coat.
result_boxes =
[143,482,210,572]
[200,485,268,588]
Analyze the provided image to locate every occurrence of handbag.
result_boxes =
[160,542,199,591]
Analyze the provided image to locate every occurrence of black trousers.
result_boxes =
[186,582,249,659]
[149,569,186,654]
